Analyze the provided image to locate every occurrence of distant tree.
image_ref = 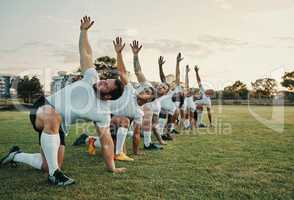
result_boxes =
[94,56,118,79]
[76,68,82,73]
[76,56,116,72]
[94,56,116,67]
[251,78,277,98]
[17,75,43,103]
[281,71,294,91]
[214,90,223,99]
[223,80,249,99]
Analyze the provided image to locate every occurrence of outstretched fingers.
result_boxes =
[158,56,166,65]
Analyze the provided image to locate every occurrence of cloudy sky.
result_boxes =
[0,0,294,91]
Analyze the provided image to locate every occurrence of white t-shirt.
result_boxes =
[46,68,111,134]
[145,98,161,116]
[194,84,212,109]
[109,83,144,125]
[182,96,196,112]
[160,85,182,115]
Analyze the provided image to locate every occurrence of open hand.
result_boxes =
[194,65,199,72]
[113,37,125,53]
[130,40,142,55]
[186,65,190,72]
[80,16,94,31]
[158,56,166,66]
[176,52,184,63]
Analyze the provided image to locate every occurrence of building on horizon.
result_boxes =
[0,74,19,98]
[50,71,82,95]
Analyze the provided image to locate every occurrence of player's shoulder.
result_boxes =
[82,68,99,84]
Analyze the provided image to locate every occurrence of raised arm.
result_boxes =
[79,16,95,73]
[130,40,147,83]
[194,65,201,86]
[158,56,167,83]
[175,53,184,85]
[185,65,190,89]
[113,37,128,85]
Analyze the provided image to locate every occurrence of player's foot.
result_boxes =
[0,146,22,166]
[161,133,174,141]
[72,133,88,146]
[144,143,163,150]
[159,140,167,145]
[198,124,207,128]
[170,129,180,134]
[115,153,134,161]
[48,169,75,186]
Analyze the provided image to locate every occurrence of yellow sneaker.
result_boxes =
[115,153,134,161]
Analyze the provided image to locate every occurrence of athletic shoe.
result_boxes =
[161,133,174,141]
[48,169,75,186]
[144,143,163,150]
[115,153,134,161]
[0,146,22,166]
[198,124,207,128]
[171,129,180,134]
[72,133,88,146]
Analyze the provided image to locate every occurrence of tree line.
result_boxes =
[220,71,294,100]
[15,56,294,103]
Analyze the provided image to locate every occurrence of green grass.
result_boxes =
[0,105,294,200]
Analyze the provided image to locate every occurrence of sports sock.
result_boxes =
[143,131,152,147]
[115,127,128,155]
[158,118,166,135]
[197,111,203,126]
[40,132,60,176]
[13,153,42,170]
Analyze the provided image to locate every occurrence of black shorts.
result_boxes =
[29,96,66,146]
[159,112,168,119]
[194,111,198,121]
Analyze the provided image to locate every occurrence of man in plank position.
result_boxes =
[0,16,126,186]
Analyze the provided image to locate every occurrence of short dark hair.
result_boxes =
[93,79,124,100]
[109,79,124,100]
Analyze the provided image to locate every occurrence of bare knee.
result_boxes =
[120,117,130,128]
[38,106,61,134]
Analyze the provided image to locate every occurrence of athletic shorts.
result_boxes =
[159,112,168,119]
[194,111,198,121]
[29,96,66,146]
[110,115,133,136]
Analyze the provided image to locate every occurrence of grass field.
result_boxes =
[0,105,294,200]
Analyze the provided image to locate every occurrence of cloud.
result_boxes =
[142,34,250,58]
[197,35,249,49]
[143,39,212,58]
[40,16,73,24]
[275,36,294,42]
[112,28,139,38]
[51,42,79,64]
[215,0,232,10]
[0,41,57,55]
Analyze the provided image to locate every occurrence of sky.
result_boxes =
[0,0,294,91]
